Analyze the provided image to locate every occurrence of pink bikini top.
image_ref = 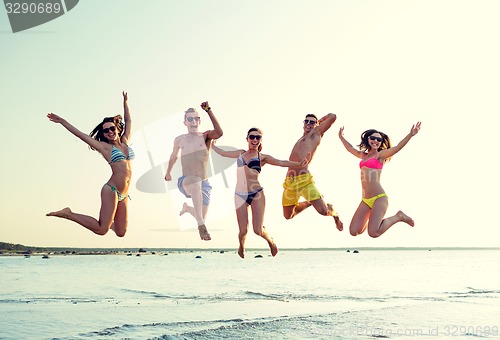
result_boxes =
[359,157,383,169]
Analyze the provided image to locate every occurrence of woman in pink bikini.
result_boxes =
[46,91,134,237]
[338,122,421,237]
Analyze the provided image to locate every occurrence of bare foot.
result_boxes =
[333,215,343,231]
[269,240,278,257]
[179,202,189,216]
[198,224,211,241]
[46,207,71,218]
[327,204,343,231]
[397,210,414,227]
[238,245,244,258]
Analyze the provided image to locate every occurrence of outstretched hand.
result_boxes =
[122,91,128,101]
[338,126,345,138]
[47,112,64,124]
[410,122,422,136]
[200,101,211,112]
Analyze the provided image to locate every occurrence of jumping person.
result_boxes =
[338,122,421,237]
[164,102,223,241]
[46,91,134,237]
[212,128,309,258]
[282,113,343,231]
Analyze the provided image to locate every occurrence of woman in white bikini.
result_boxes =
[46,91,134,237]
[338,122,421,237]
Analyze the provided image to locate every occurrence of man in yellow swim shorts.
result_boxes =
[282,113,343,231]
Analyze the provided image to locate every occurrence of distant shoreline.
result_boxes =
[1,243,499,257]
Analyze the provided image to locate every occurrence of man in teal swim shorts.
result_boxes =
[164,102,223,241]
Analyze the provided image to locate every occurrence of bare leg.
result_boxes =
[283,201,312,219]
[234,195,249,258]
[46,185,118,236]
[202,205,209,220]
[310,198,344,231]
[182,176,210,240]
[367,197,413,238]
[327,203,343,231]
[369,208,414,238]
[111,197,129,237]
[197,205,211,241]
[250,192,278,257]
[349,202,371,236]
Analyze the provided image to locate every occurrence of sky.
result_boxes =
[1,0,499,250]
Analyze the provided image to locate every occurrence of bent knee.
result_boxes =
[115,230,127,237]
[282,206,294,220]
[349,227,363,237]
[253,229,263,236]
[114,227,127,237]
[95,228,110,236]
[283,210,294,220]
[367,230,380,238]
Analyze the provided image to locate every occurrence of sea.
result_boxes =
[1,248,499,339]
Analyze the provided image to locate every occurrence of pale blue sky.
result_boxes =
[1,0,499,249]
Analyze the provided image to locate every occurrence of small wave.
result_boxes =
[121,288,195,300]
[0,297,99,304]
[445,287,500,299]
[79,319,248,339]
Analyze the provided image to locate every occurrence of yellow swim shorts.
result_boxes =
[282,173,322,207]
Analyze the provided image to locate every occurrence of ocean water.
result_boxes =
[1,249,499,339]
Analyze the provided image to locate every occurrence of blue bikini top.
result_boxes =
[110,144,135,164]
[237,153,261,173]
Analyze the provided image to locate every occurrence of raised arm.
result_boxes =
[164,136,181,181]
[316,113,337,136]
[338,127,363,158]
[211,143,244,158]
[379,122,421,160]
[121,91,132,141]
[47,113,105,153]
[262,153,310,168]
[201,101,223,141]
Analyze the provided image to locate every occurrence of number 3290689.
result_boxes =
[5,2,62,14]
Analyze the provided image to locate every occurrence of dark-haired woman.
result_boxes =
[46,91,134,237]
[338,122,421,238]
[212,128,309,258]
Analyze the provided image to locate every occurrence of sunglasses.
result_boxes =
[248,135,262,140]
[304,119,317,125]
[186,116,200,122]
[369,136,383,142]
[103,126,116,134]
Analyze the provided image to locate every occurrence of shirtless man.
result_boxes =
[282,113,343,231]
[164,102,223,240]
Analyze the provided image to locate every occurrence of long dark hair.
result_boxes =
[247,127,263,152]
[358,129,392,160]
[89,115,124,150]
